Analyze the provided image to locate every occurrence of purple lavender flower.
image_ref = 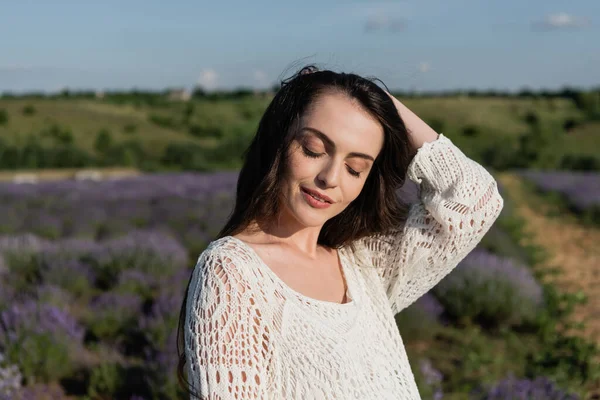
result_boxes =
[474,373,579,399]
[0,299,84,344]
[396,292,447,340]
[117,269,158,299]
[518,170,599,211]
[0,255,7,276]
[140,290,183,344]
[414,292,445,321]
[100,230,188,273]
[0,234,50,254]
[20,213,63,240]
[0,352,23,398]
[10,383,67,400]
[433,248,544,328]
[90,292,143,312]
[87,291,144,339]
[0,172,238,254]
[418,358,444,400]
[143,327,181,399]
[35,284,74,309]
[419,358,443,385]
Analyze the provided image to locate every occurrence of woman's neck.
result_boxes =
[237,219,326,259]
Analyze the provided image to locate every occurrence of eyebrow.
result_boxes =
[300,127,376,162]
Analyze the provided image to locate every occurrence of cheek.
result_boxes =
[285,149,317,181]
[340,180,367,206]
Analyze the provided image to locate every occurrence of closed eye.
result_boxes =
[303,145,362,177]
[302,146,323,158]
[346,165,360,178]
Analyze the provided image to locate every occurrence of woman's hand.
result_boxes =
[384,90,440,152]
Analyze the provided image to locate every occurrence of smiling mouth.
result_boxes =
[300,187,333,204]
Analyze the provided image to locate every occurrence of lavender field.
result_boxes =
[516,170,600,225]
[0,172,587,399]
[0,172,239,399]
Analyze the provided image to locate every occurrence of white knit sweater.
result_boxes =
[184,133,504,399]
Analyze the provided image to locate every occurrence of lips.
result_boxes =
[300,187,333,204]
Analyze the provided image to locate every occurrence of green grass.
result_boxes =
[0,99,212,158]
[398,96,583,137]
[0,95,596,169]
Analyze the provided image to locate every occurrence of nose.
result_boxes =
[316,159,341,189]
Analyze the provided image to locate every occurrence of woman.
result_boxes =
[176,64,504,399]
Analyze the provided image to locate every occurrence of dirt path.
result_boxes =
[497,173,600,345]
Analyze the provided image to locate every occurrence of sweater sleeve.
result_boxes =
[358,133,504,315]
[184,247,275,399]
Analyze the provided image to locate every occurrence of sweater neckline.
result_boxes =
[223,236,358,308]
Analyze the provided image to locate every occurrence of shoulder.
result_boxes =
[187,236,277,317]
[196,236,250,266]
[188,237,258,306]
[191,236,255,284]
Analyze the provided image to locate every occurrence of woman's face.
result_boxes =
[280,91,385,229]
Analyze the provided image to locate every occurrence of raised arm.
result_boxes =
[356,95,504,315]
[184,248,275,399]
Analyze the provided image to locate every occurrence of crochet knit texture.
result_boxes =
[184,133,505,399]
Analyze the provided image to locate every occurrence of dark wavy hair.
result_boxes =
[176,63,415,398]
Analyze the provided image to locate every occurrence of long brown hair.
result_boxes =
[176,63,414,398]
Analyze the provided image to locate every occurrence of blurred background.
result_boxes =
[0,1,599,399]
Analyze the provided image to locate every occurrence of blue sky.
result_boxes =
[1,0,598,93]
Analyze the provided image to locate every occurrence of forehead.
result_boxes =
[299,91,384,156]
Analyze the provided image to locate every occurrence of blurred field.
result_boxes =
[0,99,209,157]
[0,94,597,172]
[498,173,600,344]
[1,92,599,399]
[0,167,141,182]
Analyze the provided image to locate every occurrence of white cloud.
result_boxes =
[253,69,269,87]
[324,2,409,33]
[343,2,412,20]
[533,13,591,30]
[365,14,405,33]
[197,68,218,90]
[418,62,431,73]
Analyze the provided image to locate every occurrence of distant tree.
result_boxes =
[188,124,222,138]
[466,89,480,97]
[161,142,208,171]
[0,109,8,125]
[560,154,600,171]
[149,114,177,129]
[41,124,74,144]
[108,139,145,167]
[574,91,600,119]
[94,129,113,153]
[462,125,480,137]
[123,124,137,134]
[518,88,535,98]
[524,111,540,128]
[230,87,254,98]
[192,86,207,99]
[562,118,578,133]
[516,111,555,167]
[21,138,45,168]
[557,87,579,103]
[182,103,195,124]
[22,105,36,115]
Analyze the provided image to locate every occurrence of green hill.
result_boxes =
[0,94,597,172]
